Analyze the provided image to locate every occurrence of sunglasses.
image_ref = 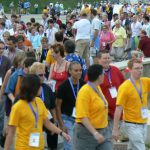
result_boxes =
[0,47,4,50]
[37,73,46,77]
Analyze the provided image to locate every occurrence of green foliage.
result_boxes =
[1,0,100,14]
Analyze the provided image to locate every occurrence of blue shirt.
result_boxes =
[5,68,25,94]
[65,53,87,78]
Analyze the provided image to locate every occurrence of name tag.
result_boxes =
[49,80,56,92]
[109,87,117,98]
[29,132,40,147]
[102,42,106,46]
[141,108,148,119]
[72,107,76,118]
[0,77,2,86]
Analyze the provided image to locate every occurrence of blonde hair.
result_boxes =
[30,62,45,74]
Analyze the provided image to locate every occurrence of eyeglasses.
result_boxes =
[133,67,143,71]
[73,69,82,72]
[0,47,4,50]
[37,73,46,77]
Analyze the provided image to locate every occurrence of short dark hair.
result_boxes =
[48,19,54,24]
[25,51,36,59]
[0,22,5,27]
[51,44,65,57]
[141,30,147,35]
[11,14,17,19]
[68,61,81,71]
[64,40,75,53]
[96,50,110,59]
[0,41,5,46]
[20,74,41,102]
[30,18,36,23]
[23,57,36,68]
[91,9,97,16]
[88,64,103,82]
[144,16,149,22]
[55,31,64,42]
[8,36,17,43]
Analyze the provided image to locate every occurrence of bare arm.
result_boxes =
[4,126,16,150]
[8,93,15,103]
[43,118,71,142]
[0,69,11,98]
[56,98,66,131]
[48,63,54,81]
[81,118,105,144]
[112,105,123,140]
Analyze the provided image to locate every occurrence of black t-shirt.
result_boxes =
[57,79,85,116]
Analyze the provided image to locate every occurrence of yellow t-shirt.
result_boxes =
[146,6,150,15]
[9,97,48,150]
[112,26,127,48]
[116,77,150,123]
[45,49,55,65]
[76,84,108,129]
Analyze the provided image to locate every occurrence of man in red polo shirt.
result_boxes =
[97,50,125,135]
[138,30,150,57]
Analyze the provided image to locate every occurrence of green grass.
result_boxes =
[0,0,101,14]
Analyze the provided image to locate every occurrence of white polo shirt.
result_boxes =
[91,17,101,36]
[72,18,91,41]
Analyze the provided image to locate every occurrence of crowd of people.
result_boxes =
[0,1,150,150]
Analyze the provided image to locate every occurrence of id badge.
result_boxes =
[141,108,148,119]
[49,80,56,92]
[48,110,53,120]
[109,87,117,98]
[72,107,76,118]
[0,77,2,86]
[102,42,106,46]
[29,132,40,147]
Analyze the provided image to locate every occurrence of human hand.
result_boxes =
[62,132,71,142]
[60,125,68,134]
[94,132,105,144]
[112,128,120,141]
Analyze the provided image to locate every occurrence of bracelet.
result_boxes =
[59,131,63,136]
[94,131,99,137]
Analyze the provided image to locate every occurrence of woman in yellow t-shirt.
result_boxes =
[74,64,112,150]
[4,74,71,150]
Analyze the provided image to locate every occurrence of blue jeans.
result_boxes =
[0,96,5,136]
[90,35,100,50]
[62,114,75,150]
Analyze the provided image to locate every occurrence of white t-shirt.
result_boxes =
[131,21,142,37]
[91,17,101,36]
[73,18,91,41]
[46,27,58,45]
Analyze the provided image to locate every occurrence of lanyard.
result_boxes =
[88,82,108,108]
[105,66,112,86]
[68,77,79,99]
[28,102,38,128]
[0,56,3,65]
[43,49,48,58]
[40,87,44,102]
[130,78,143,101]
[8,52,15,61]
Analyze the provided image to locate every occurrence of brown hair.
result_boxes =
[127,58,142,69]
[51,43,65,57]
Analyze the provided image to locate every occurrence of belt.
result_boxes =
[77,123,102,130]
[124,121,145,125]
